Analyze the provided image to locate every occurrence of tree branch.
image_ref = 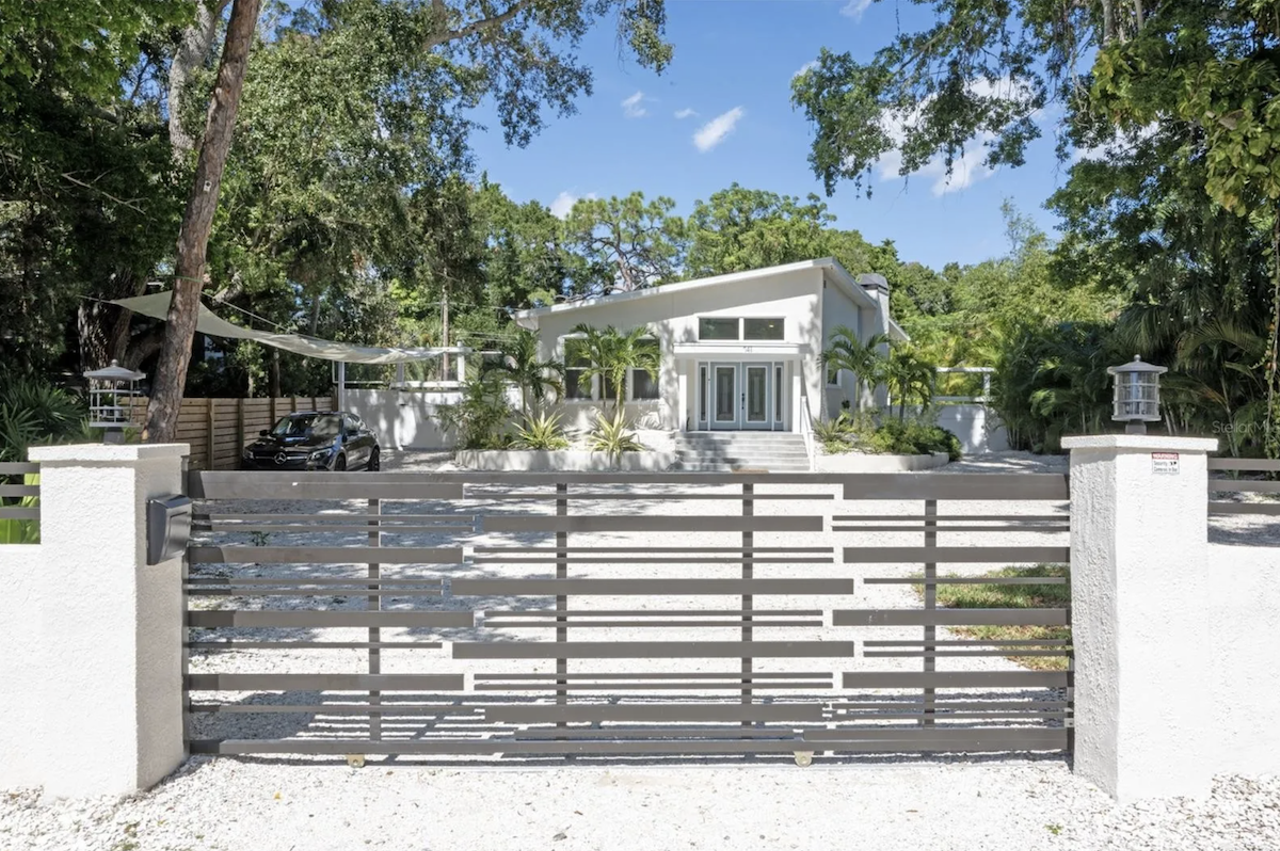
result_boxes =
[423,0,536,49]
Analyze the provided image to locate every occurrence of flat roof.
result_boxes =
[511,258,881,325]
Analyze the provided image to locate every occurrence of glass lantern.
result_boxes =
[84,360,146,444]
[1106,355,1167,434]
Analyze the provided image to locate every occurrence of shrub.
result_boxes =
[588,412,644,458]
[868,419,963,461]
[513,412,571,450]
[436,373,514,450]
[0,375,88,462]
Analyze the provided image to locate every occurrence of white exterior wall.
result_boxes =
[345,388,460,450]
[1206,543,1280,776]
[821,280,862,418]
[0,544,45,788]
[1,444,189,797]
[529,266,827,432]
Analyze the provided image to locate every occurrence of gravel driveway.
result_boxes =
[3,451,1277,851]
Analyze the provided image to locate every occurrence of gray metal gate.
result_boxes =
[184,471,1071,761]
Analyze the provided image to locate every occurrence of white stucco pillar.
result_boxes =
[1061,434,1218,803]
[676,362,688,431]
[23,443,189,797]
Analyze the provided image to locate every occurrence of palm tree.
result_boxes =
[482,329,564,421]
[823,326,889,410]
[885,345,936,421]
[572,323,659,417]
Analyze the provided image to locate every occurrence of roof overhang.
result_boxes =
[512,258,878,328]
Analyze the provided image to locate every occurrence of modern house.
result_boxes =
[511,258,907,435]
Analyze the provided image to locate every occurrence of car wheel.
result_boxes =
[367,448,380,471]
[334,453,347,472]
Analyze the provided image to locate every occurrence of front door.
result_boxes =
[743,364,770,430]
[711,363,739,430]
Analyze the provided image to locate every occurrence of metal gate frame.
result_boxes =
[184,471,1071,761]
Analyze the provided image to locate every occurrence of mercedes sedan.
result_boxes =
[240,411,380,471]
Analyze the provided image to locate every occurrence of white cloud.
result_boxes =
[674,107,698,119]
[693,107,745,153]
[840,0,873,20]
[1071,122,1158,163]
[792,61,818,80]
[870,77,1045,195]
[621,91,648,119]
[549,190,597,219]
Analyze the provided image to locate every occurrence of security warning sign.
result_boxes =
[1152,452,1180,475]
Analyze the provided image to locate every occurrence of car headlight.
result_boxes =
[308,448,332,462]
[241,447,252,459]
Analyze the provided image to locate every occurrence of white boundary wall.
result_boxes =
[0,444,188,797]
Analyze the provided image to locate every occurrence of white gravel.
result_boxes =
[4,450,1277,851]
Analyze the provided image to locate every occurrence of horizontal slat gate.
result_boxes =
[185,471,1072,760]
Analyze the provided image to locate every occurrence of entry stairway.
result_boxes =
[672,431,811,473]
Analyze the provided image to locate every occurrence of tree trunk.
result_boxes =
[168,0,232,159]
[269,347,281,398]
[1266,216,1280,460]
[146,0,261,443]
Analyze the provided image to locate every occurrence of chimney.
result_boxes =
[857,273,890,296]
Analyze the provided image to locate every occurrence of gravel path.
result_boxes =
[4,450,1276,851]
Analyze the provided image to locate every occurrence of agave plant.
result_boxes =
[513,411,571,451]
[588,412,644,459]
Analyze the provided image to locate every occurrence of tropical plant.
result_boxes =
[884,346,936,421]
[868,419,963,462]
[513,412,571,451]
[483,329,564,419]
[0,376,89,463]
[823,327,889,409]
[588,412,644,459]
[435,372,515,451]
[571,323,660,416]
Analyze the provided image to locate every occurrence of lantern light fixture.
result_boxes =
[84,360,145,444]
[1107,355,1167,434]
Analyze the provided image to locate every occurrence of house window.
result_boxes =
[562,335,661,402]
[775,365,782,420]
[827,364,840,387]
[698,317,739,341]
[743,318,784,340]
[631,338,660,400]
[564,338,592,400]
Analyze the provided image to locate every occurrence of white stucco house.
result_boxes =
[511,258,907,434]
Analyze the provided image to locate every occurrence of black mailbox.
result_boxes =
[147,495,192,565]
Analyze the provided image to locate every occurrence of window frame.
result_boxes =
[562,335,595,402]
[742,317,785,341]
[559,334,663,403]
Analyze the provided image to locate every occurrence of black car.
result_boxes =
[240,411,380,471]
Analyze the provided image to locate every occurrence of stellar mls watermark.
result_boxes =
[1212,421,1276,437]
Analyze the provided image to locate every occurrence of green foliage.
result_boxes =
[513,411,571,451]
[917,564,1071,671]
[824,327,889,410]
[570,323,659,415]
[0,376,89,463]
[563,192,686,292]
[0,0,195,109]
[0,472,40,544]
[588,412,644,458]
[867,418,963,461]
[884,345,936,421]
[436,372,514,451]
[483,329,564,418]
[685,184,835,276]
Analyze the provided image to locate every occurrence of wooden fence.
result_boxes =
[129,395,337,471]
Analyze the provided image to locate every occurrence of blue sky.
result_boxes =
[466,0,1076,270]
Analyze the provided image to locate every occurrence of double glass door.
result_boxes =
[700,362,780,430]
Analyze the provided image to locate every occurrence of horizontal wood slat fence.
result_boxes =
[129,395,337,471]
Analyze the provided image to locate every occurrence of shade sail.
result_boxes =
[111,292,468,365]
